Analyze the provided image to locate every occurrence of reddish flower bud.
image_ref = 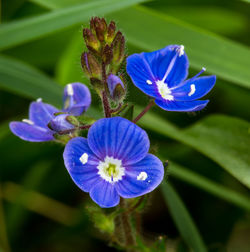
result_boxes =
[107,74,126,101]
[106,21,116,43]
[83,28,101,53]
[112,31,125,68]
[81,52,102,79]
[103,44,113,65]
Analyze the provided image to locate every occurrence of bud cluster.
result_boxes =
[81,17,126,103]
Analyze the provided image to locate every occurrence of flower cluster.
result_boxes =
[9,17,216,211]
[10,83,91,142]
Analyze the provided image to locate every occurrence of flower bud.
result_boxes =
[83,28,101,53]
[107,74,125,101]
[111,31,125,69]
[90,17,107,42]
[81,52,102,79]
[106,21,116,44]
[103,44,113,65]
[48,114,75,132]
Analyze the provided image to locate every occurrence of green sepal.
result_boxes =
[76,115,96,125]
[66,115,80,126]
[53,133,73,145]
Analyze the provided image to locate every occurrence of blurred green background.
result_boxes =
[1,0,250,251]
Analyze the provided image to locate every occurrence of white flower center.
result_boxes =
[156,80,174,101]
[97,156,125,183]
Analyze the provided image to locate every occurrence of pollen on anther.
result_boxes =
[67,84,74,96]
[36,98,42,102]
[137,171,148,181]
[79,153,88,165]
[178,45,185,56]
[188,84,196,96]
[146,80,152,85]
[22,119,34,125]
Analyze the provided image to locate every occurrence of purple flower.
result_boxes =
[63,117,164,208]
[10,83,91,142]
[126,45,216,112]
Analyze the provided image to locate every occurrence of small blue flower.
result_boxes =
[10,83,91,142]
[63,117,164,208]
[126,45,216,112]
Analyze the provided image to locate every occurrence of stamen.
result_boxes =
[137,171,148,181]
[156,80,174,101]
[36,98,42,102]
[67,84,74,96]
[22,119,34,125]
[146,80,152,85]
[188,84,196,96]
[79,153,88,164]
[178,45,185,56]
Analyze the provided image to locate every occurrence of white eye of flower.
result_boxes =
[156,80,174,101]
[22,119,34,125]
[137,171,148,181]
[188,84,196,96]
[97,156,125,183]
[67,84,74,96]
[80,153,88,164]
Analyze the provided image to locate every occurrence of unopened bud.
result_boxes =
[81,52,102,79]
[107,74,125,101]
[106,21,116,43]
[90,17,107,42]
[66,115,79,126]
[103,44,113,64]
[83,28,101,53]
[48,114,75,132]
[90,78,103,93]
[112,31,125,67]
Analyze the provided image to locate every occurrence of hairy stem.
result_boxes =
[58,124,91,135]
[120,198,135,249]
[133,100,155,123]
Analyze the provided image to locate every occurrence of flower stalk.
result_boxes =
[133,100,155,123]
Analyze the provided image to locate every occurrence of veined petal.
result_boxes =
[63,83,91,116]
[172,76,216,101]
[29,101,58,128]
[90,180,120,208]
[49,114,74,132]
[63,137,100,192]
[88,117,149,165]
[9,122,54,142]
[126,53,160,99]
[143,45,189,88]
[155,99,209,112]
[115,154,164,198]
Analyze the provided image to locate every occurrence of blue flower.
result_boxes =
[107,74,125,100]
[10,83,91,142]
[126,45,216,112]
[63,117,164,208]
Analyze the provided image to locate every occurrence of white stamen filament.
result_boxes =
[36,98,42,102]
[79,153,88,164]
[22,119,34,125]
[67,84,74,96]
[188,84,196,96]
[137,171,148,181]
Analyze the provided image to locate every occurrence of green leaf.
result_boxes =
[137,110,250,188]
[0,55,62,106]
[167,161,250,211]
[161,182,207,252]
[0,0,145,50]
[110,6,250,89]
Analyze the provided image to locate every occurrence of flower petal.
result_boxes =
[155,99,209,112]
[88,117,149,165]
[29,101,58,128]
[63,137,100,192]
[63,83,91,116]
[49,114,74,132]
[143,45,189,88]
[90,180,120,208]
[9,122,54,142]
[126,53,160,99]
[172,76,216,101]
[115,154,164,198]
